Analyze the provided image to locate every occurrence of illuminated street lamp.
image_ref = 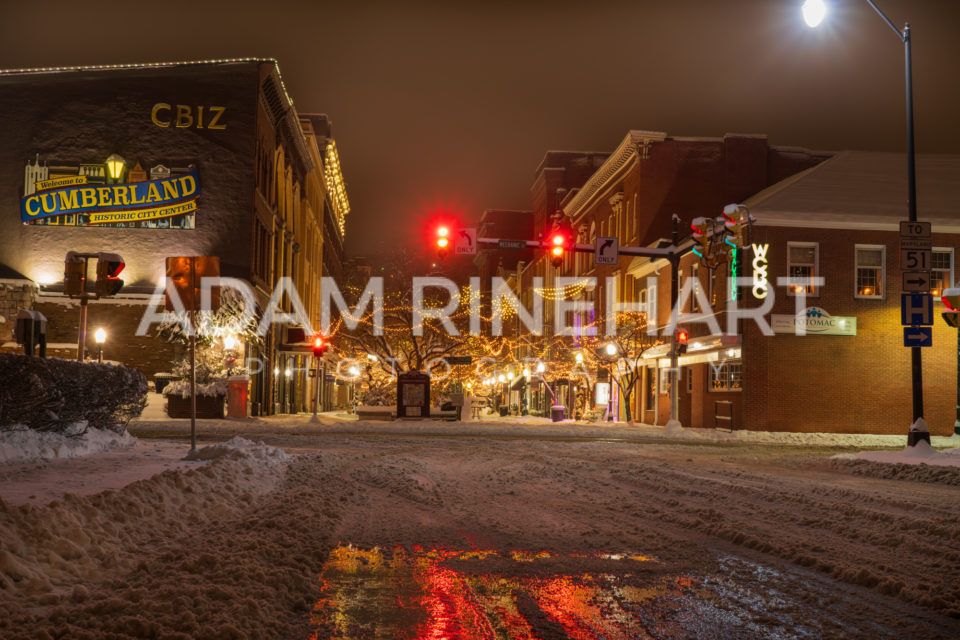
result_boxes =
[94,327,106,363]
[605,343,617,357]
[223,335,237,350]
[105,154,126,183]
[802,0,925,433]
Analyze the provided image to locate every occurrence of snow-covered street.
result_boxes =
[2,419,960,638]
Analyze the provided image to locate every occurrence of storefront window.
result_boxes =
[787,243,818,295]
[855,246,884,298]
[711,360,742,391]
[658,367,673,395]
[931,249,954,298]
[645,366,656,409]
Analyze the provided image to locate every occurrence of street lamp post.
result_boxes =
[94,327,106,363]
[803,0,924,431]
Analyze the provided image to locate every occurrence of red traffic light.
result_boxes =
[312,335,328,357]
[435,226,450,257]
[95,252,125,298]
[676,328,689,355]
[549,233,569,268]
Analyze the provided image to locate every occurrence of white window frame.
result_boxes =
[932,247,955,301]
[854,244,886,300]
[787,242,819,297]
[710,360,743,392]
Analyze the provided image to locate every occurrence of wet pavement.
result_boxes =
[308,546,819,639]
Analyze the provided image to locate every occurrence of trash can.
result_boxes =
[227,376,249,418]
[551,404,565,422]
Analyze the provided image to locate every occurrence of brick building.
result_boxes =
[506,130,960,434]
[511,131,830,420]
[0,59,350,416]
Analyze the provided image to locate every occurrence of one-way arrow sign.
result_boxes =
[902,271,931,294]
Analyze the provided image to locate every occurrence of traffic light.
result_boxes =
[691,217,710,259]
[95,252,124,298]
[721,204,743,249]
[311,335,329,357]
[549,232,568,268]
[64,252,86,297]
[436,226,450,258]
[943,287,960,328]
[676,328,689,355]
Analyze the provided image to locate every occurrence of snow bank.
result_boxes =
[835,438,960,468]
[0,425,136,466]
[183,435,290,466]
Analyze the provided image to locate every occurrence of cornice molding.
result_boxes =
[564,130,667,219]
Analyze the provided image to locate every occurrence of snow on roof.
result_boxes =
[746,150,960,230]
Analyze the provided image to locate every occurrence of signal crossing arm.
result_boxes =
[475,236,677,259]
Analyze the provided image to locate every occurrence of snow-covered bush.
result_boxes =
[161,347,240,398]
[0,353,147,435]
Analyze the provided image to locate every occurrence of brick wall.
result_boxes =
[742,227,957,435]
[31,298,180,383]
[0,281,37,341]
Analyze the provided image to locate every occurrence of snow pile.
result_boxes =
[183,435,290,466]
[0,425,136,466]
[0,438,302,639]
[834,439,960,468]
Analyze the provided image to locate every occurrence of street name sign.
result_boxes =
[498,239,526,250]
[454,227,477,255]
[444,356,472,365]
[595,236,619,265]
[903,326,933,348]
[902,271,931,293]
[900,293,933,326]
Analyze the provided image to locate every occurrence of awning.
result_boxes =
[510,375,527,391]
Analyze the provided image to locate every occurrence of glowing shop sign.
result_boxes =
[771,307,857,336]
[751,243,769,299]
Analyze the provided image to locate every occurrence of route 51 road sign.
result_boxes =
[900,249,931,271]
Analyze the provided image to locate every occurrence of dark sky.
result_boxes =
[3,1,958,256]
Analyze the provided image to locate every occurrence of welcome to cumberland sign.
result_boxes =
[20,158,200,229]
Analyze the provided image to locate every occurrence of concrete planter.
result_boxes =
[166,394,225,419]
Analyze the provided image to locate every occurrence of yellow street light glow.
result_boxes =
[802,0,826,28]
[575,353,584,363]
[94,328,107,344]
[551,246,563,257]
[605,343,616,356]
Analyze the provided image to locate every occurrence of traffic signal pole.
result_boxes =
[668,215,681,427]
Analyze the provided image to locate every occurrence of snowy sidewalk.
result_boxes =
[0,440,201,506]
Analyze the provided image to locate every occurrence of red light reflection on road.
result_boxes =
[309,546,672,639]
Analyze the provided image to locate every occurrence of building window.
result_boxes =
[931,249,954,298]
[645,366,656,409]
[787,243,819,295]
[686,367,693,393]
[855,245,885,298]
[711,360,742,391]
[659,367,673,395]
